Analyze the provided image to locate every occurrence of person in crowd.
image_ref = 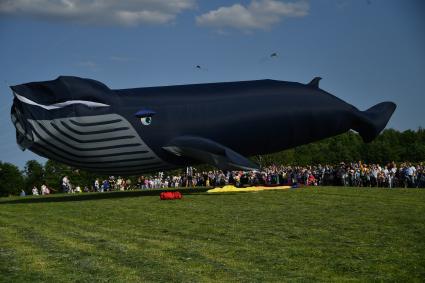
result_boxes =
[407,164,417,187]
[125,178,132,190]
[109,176,116,190]
[93,178,100,192]
[41,184,50,195]
[61,176,70,193]
[102,179,110,192]
[117,176,124,191]
[32,186,39,195]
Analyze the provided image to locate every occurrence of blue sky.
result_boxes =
[0,0,424,169]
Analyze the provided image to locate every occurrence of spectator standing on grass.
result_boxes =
[102,179,110,192]
[143,177,149,189]
[371,165,379,187]
[61,176,69,193]
[94,178,100,192]
[137,176,143,189]
[117,176,124,190]
[32,186,39,195]
[401,164,409,188]
[126,178,132,190]
[68,181,74,194]
[67,176,72,193]
[307,173,317,186]
[109,176,115,190]
[407,164,417,187]
[419,167,425,187]
[41,184,50,195]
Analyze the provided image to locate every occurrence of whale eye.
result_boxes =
[135,109,155,126]
[140,116,152,126]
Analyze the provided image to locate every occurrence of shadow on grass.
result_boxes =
[0,187,212,205]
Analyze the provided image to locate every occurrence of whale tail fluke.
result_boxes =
[353,102,396,143]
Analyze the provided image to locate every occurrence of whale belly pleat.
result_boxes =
[69,118,123,127]
[27,114,167,173]
[60,121,129,135]
[33,120,141,151]
[50,122,137,144]
[50,120,138,144]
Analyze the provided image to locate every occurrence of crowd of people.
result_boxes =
[28,162,425,195]
[74,162,425,191]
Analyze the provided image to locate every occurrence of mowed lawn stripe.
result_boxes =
[0,205,182,282]
[0,219,79,282]
[49,199,254,281]
[50,215,201,282]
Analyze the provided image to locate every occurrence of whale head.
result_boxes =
[9,76,167,174]
[10,76,113,150]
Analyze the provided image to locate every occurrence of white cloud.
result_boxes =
[0,0,196,26]
[196,0,309,31]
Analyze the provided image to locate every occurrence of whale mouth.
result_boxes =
[10,75,113,111]
[13,91,110,110]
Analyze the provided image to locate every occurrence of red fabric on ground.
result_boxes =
[160,191,182,200]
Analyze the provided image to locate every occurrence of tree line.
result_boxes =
[1,128,424,196]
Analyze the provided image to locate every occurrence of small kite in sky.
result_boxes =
[195,65,208,71]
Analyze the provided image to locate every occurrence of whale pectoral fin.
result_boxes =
[162,136,259,171]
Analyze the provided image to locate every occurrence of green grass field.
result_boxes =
[1,187,424,282]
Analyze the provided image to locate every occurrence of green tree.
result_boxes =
[0,162,25,196]
[24,160,44,191]
[259,128,425,166]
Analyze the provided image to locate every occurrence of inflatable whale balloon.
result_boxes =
[10,76,396,175]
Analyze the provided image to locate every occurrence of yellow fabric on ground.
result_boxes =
[207,185,291,193]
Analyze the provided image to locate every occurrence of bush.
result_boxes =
[0,162,24,196]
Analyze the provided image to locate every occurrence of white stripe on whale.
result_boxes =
[50,119,134,142]
[14,92,109,110]
[49,121,137,144]
[34,120,139,149]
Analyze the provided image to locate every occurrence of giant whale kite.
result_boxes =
[10,76,396,175]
